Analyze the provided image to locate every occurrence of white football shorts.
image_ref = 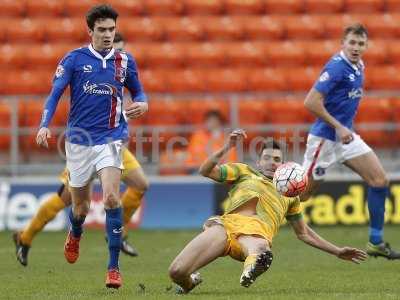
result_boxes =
[65,140,124,188]
[302,133,372,180]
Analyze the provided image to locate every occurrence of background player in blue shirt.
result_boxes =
[301,24,400,259]
[36,4,148,288]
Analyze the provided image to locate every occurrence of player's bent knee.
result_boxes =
[103,191,120,208]
[368,175,389,188]
[136,177,149,192]
[168,262,189,281]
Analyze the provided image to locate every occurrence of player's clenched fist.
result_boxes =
[125,102,148,119]
[36,127,51,148]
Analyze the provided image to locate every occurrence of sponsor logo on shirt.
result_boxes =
[83,65,92,72]
[55,65,65,78]
[348,74,355,82]
[83,81,114,95]
[319,71,330,82]
[348,88,363,99]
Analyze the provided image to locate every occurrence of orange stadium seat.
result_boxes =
[146,98,186,148]
[107,0,144,16]
[238,99,267,125]
[205,68,248,92]
[305,0,344,14]
[64,0,102,17]
[238,99,267,144]
[284,15,325,40]
[0,102,11,150]
[355,97,391,147]
[157,17,205,41]
[224,0,265,15]
[44,18,87,42]
[52,100,70,127]
[20,100,58,152]
[25,0,65,16]
[363,40,387,65]
[183,0,224,15]
[367,66,400,90]
[264,41,306,67]
[362,14,399,39]
[265,0,304,14]
[143,0,184,15]
[6,18,45,42]
[119,18,165,41]
[267,98,312,146]
[184,42,226,67]
[386,40,400,64]
[199,16,244,41]
[285,67,319,91]
[0,44,27,70]
[186,98,230,124]
[387,0,400,12]
[247,68,288,92]
[0,0,25,17]
[144,42,186,68]
[125,43,147,68]
[25,43,81,70]
[167,69,207,92]
[345,0,384,13]
[225,42,267,67]
[323,14,355,38]
[237,16,284,40]
[3,70,52,95]
[140,69,169,92]
[304,40,339,66]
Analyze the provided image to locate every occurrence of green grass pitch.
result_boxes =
[1,226,399,300]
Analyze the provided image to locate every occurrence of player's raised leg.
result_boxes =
[99,166,123,288]
[65,184,91,264]
[344,152,400,259]
[237,235,273,288]
[13,184,71,266]
[169,224,228,294]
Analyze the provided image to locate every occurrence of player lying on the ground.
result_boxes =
[13,147,148,266]
[169,129,367,293]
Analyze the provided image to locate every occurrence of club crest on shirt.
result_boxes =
[319,71,330,82]
[55,65,65,78]
[348,74,355,82]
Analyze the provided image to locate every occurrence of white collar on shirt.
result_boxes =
[340,50,364,72]
[88,44,115,68]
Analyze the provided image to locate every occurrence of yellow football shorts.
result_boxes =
[59,147,141,185]
[204,214,272,262]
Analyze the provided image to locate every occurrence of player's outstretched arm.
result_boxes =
[199,129,246,181]
[290,218,367,264]
[304,88,353,144]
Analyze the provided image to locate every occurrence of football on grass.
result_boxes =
[273,162,308,197]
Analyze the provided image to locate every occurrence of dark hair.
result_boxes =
[113,32,125,43]
[258,138,285,160]
[86,4,118,30]
[204,110,225,123]
[343,23,368,39]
